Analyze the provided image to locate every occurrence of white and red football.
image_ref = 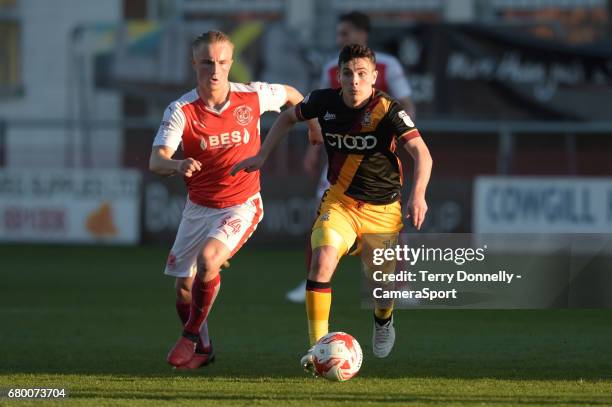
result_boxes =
[313,332,363,381]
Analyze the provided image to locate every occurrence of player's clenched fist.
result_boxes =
[230,154,265,176]
[179,158,202,177]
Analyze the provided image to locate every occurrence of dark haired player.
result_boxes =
[288,10,417,304]
[232,44,432,373]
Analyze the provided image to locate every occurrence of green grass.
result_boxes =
[1,245,611,406]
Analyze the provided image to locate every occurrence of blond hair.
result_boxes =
[192,30,234,53]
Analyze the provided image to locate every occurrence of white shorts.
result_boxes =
[164,193,264,278]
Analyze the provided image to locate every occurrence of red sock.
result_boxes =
[184,274,221,335]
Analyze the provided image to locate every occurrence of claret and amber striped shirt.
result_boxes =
[295,88,421,204]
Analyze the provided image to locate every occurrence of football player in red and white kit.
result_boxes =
[286,10,417,303]
[149,31,318,369]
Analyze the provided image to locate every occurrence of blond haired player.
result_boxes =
[232,44,432,371]
[150,31,318,369]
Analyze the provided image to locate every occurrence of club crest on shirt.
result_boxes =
[234,105,253,126]
[362,111,372,126]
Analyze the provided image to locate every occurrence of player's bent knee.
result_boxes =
[197,244,227,275]
[202,239,230,264]
[196,251,225,282]
[196,259,221,281]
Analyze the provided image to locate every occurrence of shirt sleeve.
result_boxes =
[294,89,325,122]
[386,100,421,144]
[152,102,185,150]
[251,81,288,114]
[386,56,412,99]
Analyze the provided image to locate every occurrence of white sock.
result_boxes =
[200,320,211,349]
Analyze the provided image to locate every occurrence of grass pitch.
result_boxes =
[1,245,611,406]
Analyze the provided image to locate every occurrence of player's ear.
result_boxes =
[372,69,378,86]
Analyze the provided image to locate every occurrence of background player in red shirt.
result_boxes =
[321,11,415,117]
[149,31,318,369]
[287,10,417,303]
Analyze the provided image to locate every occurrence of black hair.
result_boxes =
[337,44,376,67]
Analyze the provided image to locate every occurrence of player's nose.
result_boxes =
[210,61,219,74]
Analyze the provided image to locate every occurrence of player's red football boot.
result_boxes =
[167,335,197,367]
[175,345,215,370]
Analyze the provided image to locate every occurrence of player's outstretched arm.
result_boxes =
[149,146,202,177]
[283,85,305,106]
[282,85,322,145]
[303,143,322,176]
[402,137,433,230]
[230,106,299,175]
